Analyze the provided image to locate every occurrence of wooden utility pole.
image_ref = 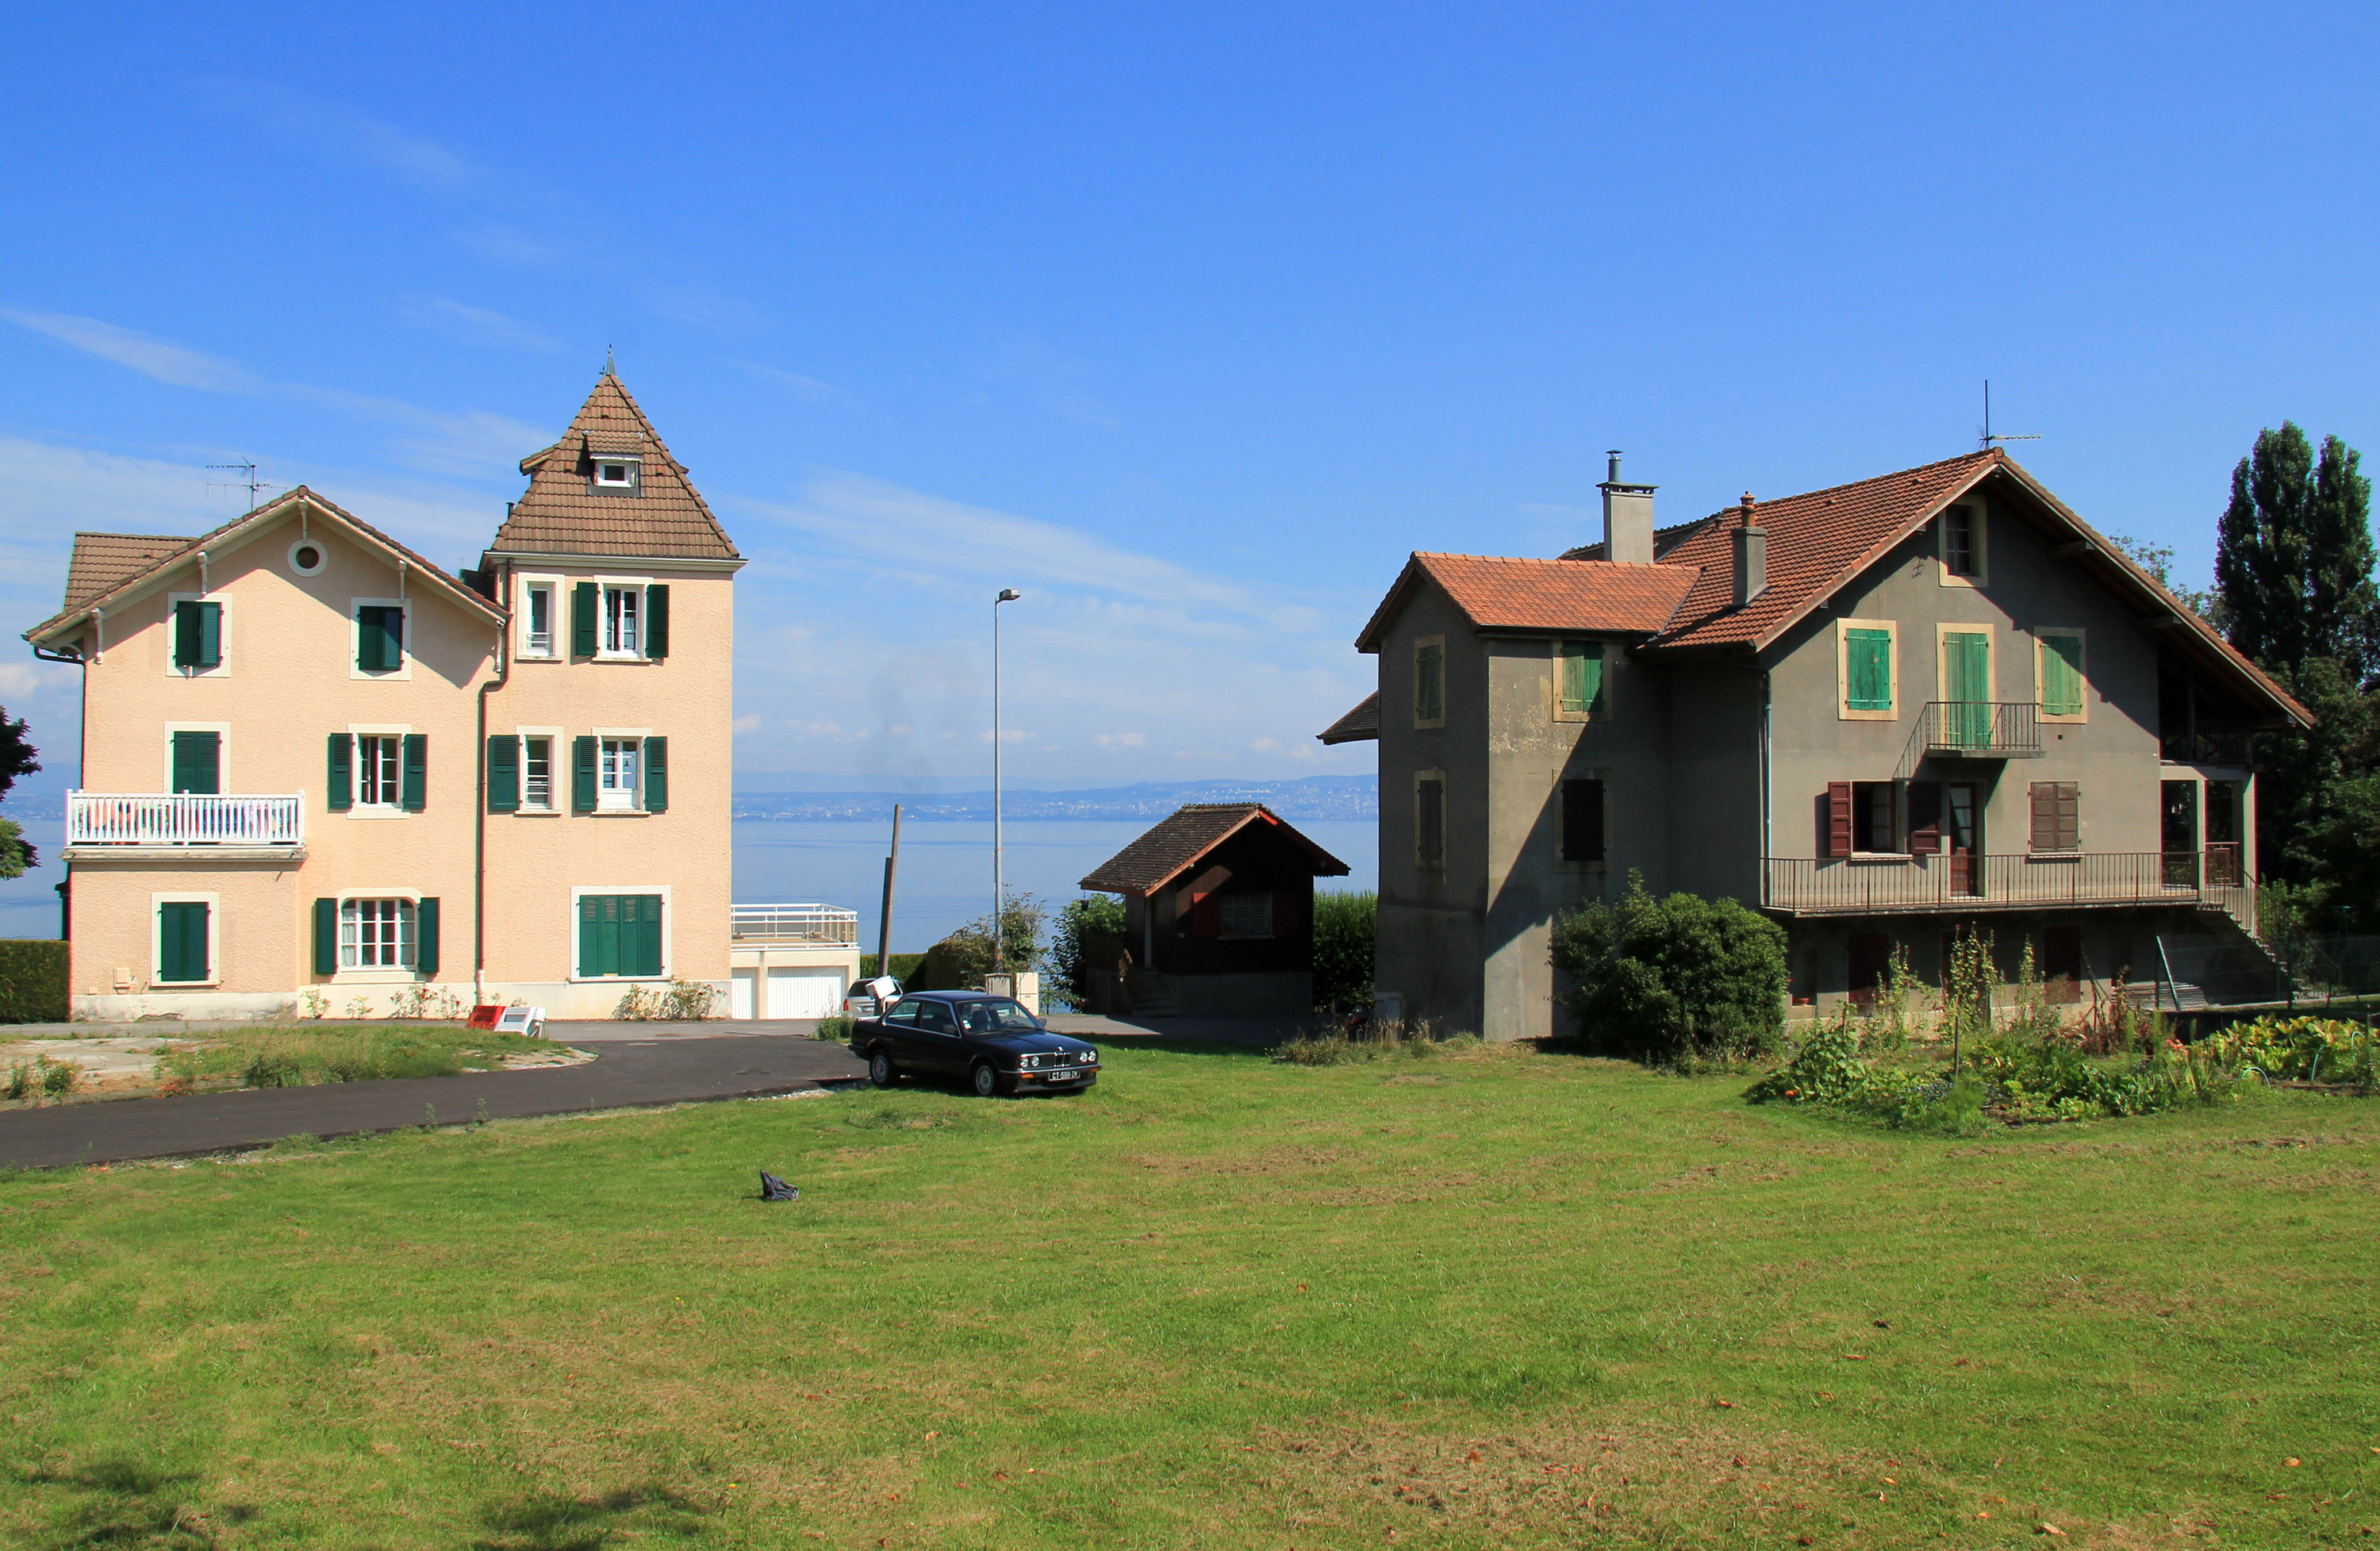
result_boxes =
[877,804,902,982]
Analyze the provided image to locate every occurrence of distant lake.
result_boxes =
[0,818,1380,951]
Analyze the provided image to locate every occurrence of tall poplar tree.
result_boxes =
[2215,422,2378,681]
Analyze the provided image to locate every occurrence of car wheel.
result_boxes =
[869,1047,897,1087]
[971,1062,1004,1099]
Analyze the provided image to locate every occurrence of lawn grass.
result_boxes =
[3,1041,2378,1548]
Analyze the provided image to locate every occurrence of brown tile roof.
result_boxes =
[1316,691,1379,745]
[1645,451,1995,652]
[63,532,199,611]
[23,487,502,647]
[487,371,741,560]
[1356,553,1699,651]
[1079,804,1352,896]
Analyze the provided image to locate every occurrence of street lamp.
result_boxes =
[992,587,1022,971]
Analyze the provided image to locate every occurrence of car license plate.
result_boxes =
[1047,1070,1077,1082]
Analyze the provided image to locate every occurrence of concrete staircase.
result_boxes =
[1124,967,1183,1019]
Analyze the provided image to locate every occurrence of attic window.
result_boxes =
[593,457,642,493]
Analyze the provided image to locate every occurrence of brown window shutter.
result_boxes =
[2031,781,2080,852]
[2030,783,2052,851]
[1906,782,1942,854]
[1826,781,1852,858]
[2056,782,2079,850]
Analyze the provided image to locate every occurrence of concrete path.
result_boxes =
[0,1035,867,1170]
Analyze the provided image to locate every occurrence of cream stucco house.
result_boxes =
[23,370,850,1020]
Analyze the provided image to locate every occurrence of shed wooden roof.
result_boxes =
[1079,804,1351,896]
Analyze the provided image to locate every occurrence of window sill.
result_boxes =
[327,970,425,984]
[569,974,671,985]
[343,808,413,820]
[590,808,652,817]
[152,980,220,989]
[2026,851,2082,862]
[593,652,655,664]
[1848,852,1916,864]
[512,808,562,817]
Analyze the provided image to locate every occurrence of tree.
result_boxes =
[2215,423,2378,681]
[0,707,38,880]
[1048,894,1128,1006]
[1310,890,1376,1013]
[1548,873,1787,1061]
[2110,535,2223,631]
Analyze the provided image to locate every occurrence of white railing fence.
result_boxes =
[68,791,305,847]
[731,902,861,945]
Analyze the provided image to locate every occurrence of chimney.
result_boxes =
[1732,491,1767,607]
[1598,450,1656,563]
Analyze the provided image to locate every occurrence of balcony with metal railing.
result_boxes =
[1919,701,2044,758]
[1764,845,2251,926]
[66,791,305,855]
[730,903,860,946]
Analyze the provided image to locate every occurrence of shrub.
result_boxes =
[1549,873,1787,1061]
[915,895,1050,990]
[814,1013,854,1043]
[40,1056,78,1099]
[0,939,69,1023]
[2202,1015,2377,1084]
[1274,1017,1480,1066]
[616,977,720,1022]
[1311,890,1376,1013]
[1048,894,1129,1005]
[858,952,928,982]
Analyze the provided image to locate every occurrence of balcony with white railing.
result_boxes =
[1764,846,2252,929]
[67,791,305,853]
[731,902,861,946]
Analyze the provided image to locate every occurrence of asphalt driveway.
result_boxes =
[0,1035,867,1170]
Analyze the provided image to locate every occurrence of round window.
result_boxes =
[289,540,325,576]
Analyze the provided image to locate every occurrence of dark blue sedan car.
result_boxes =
[850,990,1100,1098]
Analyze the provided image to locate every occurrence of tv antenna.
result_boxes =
[205,460,278,513]
[1979,380,2041,452]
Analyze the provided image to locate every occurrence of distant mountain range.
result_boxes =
[731,774,1377,823]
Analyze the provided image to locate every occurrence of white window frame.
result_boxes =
[286,538,328,578]
[163,591,234,679]
[2036,628,2089,724]
[567,884,674,984]
[1836,617,1899,722]
[515,726,563,814]
[349,596,414,681]
[598,579,653,661]
[151,890,221,988]
[1217,893,1274,940]
[590,455,643,493]
[593,725,651,812]
[516,574,563,661]
[159,722,233,793]
[1938,503,1988,588]
[1936,622,1998,705]
[1413,634,1446,731]
[347,723,413,816]
[336,893,422,979]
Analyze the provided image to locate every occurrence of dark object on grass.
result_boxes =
[758,1172,800,1202]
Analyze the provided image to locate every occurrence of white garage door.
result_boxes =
[765,967,845,1019]
[731,969,758,1019]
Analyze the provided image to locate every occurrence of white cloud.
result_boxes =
[1253,737,1277,751]
[203,82,474,193]
[1096,732,1148,749]
[4,311,261,392]
[731,714,764,735]
[731,360,848,404]
[398,296,562,353]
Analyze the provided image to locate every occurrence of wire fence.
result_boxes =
[2154,933,2380,1014]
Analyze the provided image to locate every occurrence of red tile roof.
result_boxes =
[1079,804,1351,896]
[1647,451,1996,651]
[489,371,741,560]
[1355,553,1700,651]
[62,532,200,612]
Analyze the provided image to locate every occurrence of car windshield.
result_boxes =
[956,999,1041,1033]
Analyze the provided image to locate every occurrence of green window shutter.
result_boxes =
[2041,635,2084,716]
[572,735,599,812]
[1416,642,1443,721]
[355,607,379,671]
[487,735,520,812]
[578,896,604,977]
[313,897,338,976]
[327,734,353,812]
[634,895,664,977]
[645,584,669,659]
[171,731,221,795]
[416,897,440,979]
[401,734,427,811]
[159,901,209,983]
[643,736,668,812]
[572,582,599,656]
[1559,642,1606,716]
[1845,628,1893,711]
[172,601,194,667]
[198,601,221,667]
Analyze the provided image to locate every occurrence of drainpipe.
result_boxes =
[473,562,511,1004]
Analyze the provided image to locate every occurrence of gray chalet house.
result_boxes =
[1322,450,2309,1042]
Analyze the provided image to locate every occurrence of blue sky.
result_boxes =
[3,1,2377,799]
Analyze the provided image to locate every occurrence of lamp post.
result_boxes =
[992,587,1022,971]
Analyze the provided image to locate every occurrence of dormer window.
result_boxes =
[592,456,642,494]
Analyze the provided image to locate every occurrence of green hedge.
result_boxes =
[859,953,929,983]
[0,939,69,1023]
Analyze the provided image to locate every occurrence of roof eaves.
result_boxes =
[1738,457,2001,655]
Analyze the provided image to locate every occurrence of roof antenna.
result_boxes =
[1979,379,2041,452]
[205,460,277,513]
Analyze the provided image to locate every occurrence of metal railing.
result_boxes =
[67,791,305,848]
[731,903,860,945]
[1764,849,2252,918]
[1920,701,2044,758]
[2160,728,2253,766]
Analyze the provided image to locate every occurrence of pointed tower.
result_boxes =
[475,368,748,1013]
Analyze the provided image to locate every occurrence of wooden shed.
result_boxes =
[1077,803,1350,1016]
